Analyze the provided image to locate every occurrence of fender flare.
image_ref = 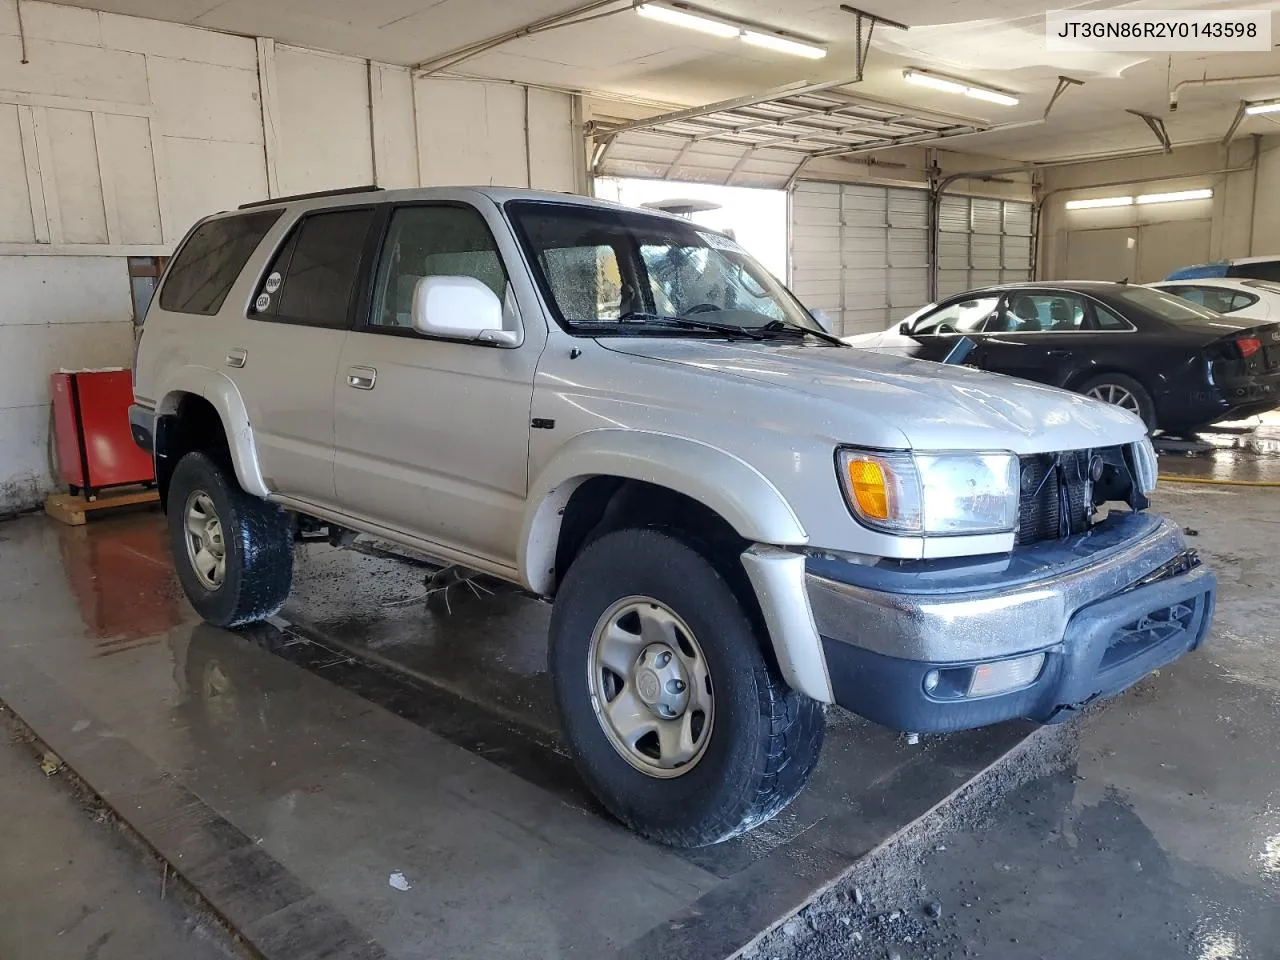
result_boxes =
[156,367,269,498]
[519,430,808,596]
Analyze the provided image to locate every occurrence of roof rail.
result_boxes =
[238,185,383,210]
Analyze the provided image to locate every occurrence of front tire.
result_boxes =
[549,528,824,847]
[167,452,293,628]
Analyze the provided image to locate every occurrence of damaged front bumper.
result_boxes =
[772,512,1215,732]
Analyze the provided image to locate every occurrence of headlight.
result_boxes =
[837,448,1019,536]
[1130,438,1158,494]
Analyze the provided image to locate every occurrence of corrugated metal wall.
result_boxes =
[789,181,930,336]
[936,195,1034,298]
[789,182,1035,337]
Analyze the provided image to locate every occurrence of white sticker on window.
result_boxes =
[255,293,271,312]
[264,271,282,293]
[698,231,746,255]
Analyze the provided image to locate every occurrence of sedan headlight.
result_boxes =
[837,448,1019,536]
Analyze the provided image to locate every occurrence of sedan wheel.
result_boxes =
[1077,373,1156,430]
[1086,382,1142,416]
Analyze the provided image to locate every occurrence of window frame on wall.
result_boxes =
[127,256,168,325]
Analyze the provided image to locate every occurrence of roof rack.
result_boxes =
[238,185,383,210]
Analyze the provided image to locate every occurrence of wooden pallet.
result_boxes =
[45,487,160,526]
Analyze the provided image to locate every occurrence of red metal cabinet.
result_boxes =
[50,370,155,497]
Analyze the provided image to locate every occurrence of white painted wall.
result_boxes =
[416,78,577,191]
[0,256,133,508]
[1039,137,1276,281]
[0,1,583,511]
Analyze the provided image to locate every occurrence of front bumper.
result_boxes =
[801,513,1215,732]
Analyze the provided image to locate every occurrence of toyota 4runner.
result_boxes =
[130,185,1215,848]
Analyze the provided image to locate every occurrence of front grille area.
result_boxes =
[1016,450,1094,545]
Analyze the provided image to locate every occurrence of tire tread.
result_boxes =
[168,452,293,628]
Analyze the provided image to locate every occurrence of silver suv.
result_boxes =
[131,185,1215,847]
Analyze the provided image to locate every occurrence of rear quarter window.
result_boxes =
[159,211,282,316]
[1228,261,1280,282]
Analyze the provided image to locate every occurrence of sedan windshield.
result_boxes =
[507,201,821,336]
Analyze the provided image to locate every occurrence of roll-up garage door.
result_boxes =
[936,196,1034,299]
[789,182,930,337]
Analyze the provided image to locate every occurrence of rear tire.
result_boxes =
[1077,373,1156,430]
[549,527,824,847]
[167,452,293,628]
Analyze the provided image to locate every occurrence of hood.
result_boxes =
[601,339,1148,453]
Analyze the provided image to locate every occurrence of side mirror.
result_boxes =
[811,308,833,334]
[898,321,911,335]
[412,276,520,346]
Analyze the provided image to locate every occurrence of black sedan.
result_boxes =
[844,281,1280,433]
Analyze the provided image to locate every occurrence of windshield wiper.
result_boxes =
[614,312,769,340]
[760,318,849,347]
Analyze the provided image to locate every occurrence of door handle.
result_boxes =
[1047,349,1072,358]
[346,366,377,390]
[225,348,247,368]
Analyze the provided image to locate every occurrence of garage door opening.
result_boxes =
[594,177,787,279]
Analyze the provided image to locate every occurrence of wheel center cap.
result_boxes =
[636,669,662,704]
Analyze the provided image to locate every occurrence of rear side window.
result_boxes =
[1228,261,1280,282]
[1153,285,1257,315]
[159,211,281,316]
[253,208,376,329]
[1114,286,1219,322]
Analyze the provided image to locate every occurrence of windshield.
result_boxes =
[1115,286,1222,322]
[506,201,819,335]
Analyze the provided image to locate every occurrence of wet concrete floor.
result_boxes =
[0,705,239,960]
[0,507,1029,960]
[756,478,1280,960]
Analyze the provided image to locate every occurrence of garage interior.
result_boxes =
[1,2,1279,959]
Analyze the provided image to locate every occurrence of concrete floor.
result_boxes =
[0,501,1027,960]
[0,707,237,960]
[0,442,1275,960]
[752,479,1280,960]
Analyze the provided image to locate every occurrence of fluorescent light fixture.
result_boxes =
[1064,196,1134,209]
[903,68,1019,106]
[742,30,826,59]
[903,69,965,94]
[964,87,1020,106]
[1136,188,1213,205]
[636,4,827,58]
[1245,98,1280,115]
[635,3,739,38]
